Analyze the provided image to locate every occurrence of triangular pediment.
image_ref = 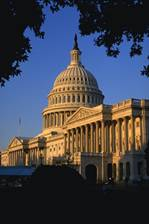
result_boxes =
[66,107,99,124]
[8,137,23,148]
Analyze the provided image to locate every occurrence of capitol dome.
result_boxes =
[42,35,104,131]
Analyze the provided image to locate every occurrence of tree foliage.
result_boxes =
[0,0,149,86]
[0,0,45,86]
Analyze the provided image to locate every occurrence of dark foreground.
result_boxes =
[0,166,149,223]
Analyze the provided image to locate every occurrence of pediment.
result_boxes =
[8,137,23,148]
[66,107,99,124]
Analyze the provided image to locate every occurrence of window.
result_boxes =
[82,95,85,103]
[77,95,80,102]
[67,95,70,102]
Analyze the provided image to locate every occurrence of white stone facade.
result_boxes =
[1,37,149,183]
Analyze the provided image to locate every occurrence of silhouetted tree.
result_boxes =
[0,0,45,86]
[144,141,149,176]
[1,0,149,86]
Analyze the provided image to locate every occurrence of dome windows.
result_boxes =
[72,95,75,102]
[67,95,70,102]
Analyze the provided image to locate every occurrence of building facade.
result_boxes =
[1,36,149,183]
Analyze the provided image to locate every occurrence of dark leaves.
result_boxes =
[0,0,45,86]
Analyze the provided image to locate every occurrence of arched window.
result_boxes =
[55,97,57,104]
[88,95,90,103]
[77,94,80,102]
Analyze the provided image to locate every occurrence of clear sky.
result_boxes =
[0,7,148,149]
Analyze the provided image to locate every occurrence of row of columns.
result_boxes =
[9,150,24,166]
[64,116,142,155]
[43,111,74,129]
[49,94,101,105]
[105,160,145,182]
[8,148,44,166]
[64,121,102,154]
[28,148,39,165]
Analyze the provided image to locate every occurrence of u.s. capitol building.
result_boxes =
[1,35,149,183]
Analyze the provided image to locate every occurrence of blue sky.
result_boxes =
[0,7,148,149]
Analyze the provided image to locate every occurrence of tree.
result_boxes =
[1,0,149,86]
[0,0,45,86]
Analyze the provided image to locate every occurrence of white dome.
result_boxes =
[48,36,104,108]
[42,35,104,130]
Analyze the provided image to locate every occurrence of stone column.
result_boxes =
[12,152,14,166]
[53,113,56,126]
[55,113,57,126]
[85,124,89,153]
[85,95,88,104]
[25,152,29,166]
[90,123,93,153]
[101,121,105,152]
[109,122,113,153]
[60,112,63,126]
[80,126,83,152]
[47,114,49,128]
[67,130,70,153]
[64,133,67,153]
[124,117,128,153]
[96,121,99,153]
[112,121,116,153]
[71,129,74,153]
[49,114,51,127]
[117,119,122,153]
[46,114,48,128]
[116,162,119,182]
[131,116,135,151]
[101,121,105,181]
[45,115,47,129]
[9,153,11,166]
[75,128,79,152]
[106,121,110,153]
[45,115,48,128]
[139,116,142,149]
